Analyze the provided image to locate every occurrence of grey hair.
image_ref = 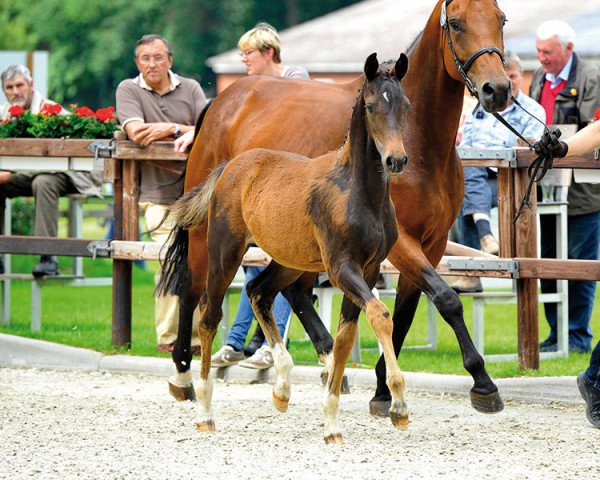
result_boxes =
[134,34,173,59]
[536,20,576,49]
[1,64,33,87]
[504,51,523,73]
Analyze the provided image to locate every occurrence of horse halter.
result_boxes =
[440,0,504,97]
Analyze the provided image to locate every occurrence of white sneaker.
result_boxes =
[238,346,274,370]
[211,345,244,367]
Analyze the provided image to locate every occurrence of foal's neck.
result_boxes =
[341,90,390,208]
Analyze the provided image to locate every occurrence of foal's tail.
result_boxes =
[170,162,227,230]
[156,163,227,297]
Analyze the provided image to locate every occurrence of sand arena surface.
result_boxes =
[1,367,597,479]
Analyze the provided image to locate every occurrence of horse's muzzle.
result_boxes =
[386,154,408,175]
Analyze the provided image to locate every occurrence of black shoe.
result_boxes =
[32,255,60,277]
[244,324,266,357]
[539,337,557,352]
[577,373,600,428]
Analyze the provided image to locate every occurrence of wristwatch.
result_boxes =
[173,124,182,138]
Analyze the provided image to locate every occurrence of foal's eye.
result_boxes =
[366,104,375,113]
[449,19,461,31]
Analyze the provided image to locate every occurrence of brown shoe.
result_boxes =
[450,276,483,293]
[157,342,175,353]
[480,234,499,255]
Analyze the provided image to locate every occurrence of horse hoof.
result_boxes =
[168,381,196,402]
[320,371,350,394]
[470,389,504,414]
[324,433,344,445]
[196,420,215,432]
[369,399,391,417]
[272,393,289,413]
[389,412,410,430]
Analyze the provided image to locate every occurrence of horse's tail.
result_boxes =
[170,162,227,230]
[156,226,189,297]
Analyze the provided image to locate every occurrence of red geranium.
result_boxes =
[594,108,600,122]
[75,106,95,118]
[95,106,115,122]
[39,102,63,116]
[8,105,24,117]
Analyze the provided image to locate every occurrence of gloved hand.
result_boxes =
[533,129,569,158]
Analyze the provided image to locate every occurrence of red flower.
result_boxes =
[39,102,63,116]
[3,119,9,124]
[75,106,95,118]
[8,105,24,117]
[594,108,600,122]
[95,106,115,122]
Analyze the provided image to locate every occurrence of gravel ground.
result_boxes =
[0,367,597,480]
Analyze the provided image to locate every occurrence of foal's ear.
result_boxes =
[395,53,409,81]
[365,52,379,81]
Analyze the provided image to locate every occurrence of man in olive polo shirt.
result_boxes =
[116,34,207,354]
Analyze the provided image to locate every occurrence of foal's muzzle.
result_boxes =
[386,154,408,175]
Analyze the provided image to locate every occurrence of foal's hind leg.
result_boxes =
[246,262,302,413]
[195,240,245,431]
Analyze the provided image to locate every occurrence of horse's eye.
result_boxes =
[502,17,508,27]
[366,104,375,113]
[449,19,460,31]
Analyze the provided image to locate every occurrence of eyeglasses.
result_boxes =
[138,55,168,64]
[239,49,257,58]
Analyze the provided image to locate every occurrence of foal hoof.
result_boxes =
[324,433,344,445]
[272,393,289,413]
[369,399,391,418]
[389,412,410,430]
[168,381,196,402]
[196,420,216,432]
[470,389,504,414]
[319,371,350,394]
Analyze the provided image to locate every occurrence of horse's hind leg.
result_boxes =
[247,262,302,413]
[281,272,334,364]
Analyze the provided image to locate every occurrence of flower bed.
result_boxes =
[0,103,119,139]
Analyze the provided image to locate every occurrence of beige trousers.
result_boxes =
[141,203,200,347]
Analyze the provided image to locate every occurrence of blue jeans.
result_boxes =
[459,167,498,249]
[540,210,600,351]
[586,340,600,391]
[226,266,292,351]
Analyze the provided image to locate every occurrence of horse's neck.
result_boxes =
[407,14,464,146]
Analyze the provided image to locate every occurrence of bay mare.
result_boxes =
[159,0,510,419]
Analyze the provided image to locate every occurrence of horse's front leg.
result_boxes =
[392,243,503,413]
[247,262,301,413]
[325,262,409,444]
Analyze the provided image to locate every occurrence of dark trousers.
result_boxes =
[0,173,77,237]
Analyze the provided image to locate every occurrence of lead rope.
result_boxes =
[489,96,556,222]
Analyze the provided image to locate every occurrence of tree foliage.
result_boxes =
[1,0,361,107]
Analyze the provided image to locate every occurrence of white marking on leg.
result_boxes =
[195,375,214,425]
[170,369,193,388]
[322,391,341,438]
[271,342,294,402]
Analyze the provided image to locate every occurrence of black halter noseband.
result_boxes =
[440,0,504,97]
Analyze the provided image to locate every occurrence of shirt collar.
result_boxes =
[133,70,181,92]
[545,55,573,88]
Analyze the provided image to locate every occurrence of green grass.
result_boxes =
[0,204,597,378]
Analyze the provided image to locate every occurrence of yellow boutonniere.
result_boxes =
[570,88,577,96]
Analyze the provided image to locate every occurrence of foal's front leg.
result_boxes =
[324,263,409,444]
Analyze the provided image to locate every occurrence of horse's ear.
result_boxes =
[364,53,379,81]
[395,53,409,81]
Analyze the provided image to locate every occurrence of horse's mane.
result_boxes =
[406,30,424,55]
